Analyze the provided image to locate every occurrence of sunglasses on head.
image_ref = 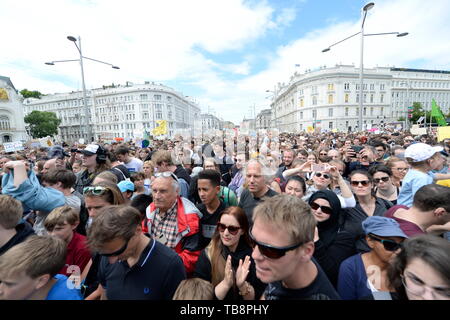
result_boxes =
[351,180,370,187]
[374,176,390,184]
[217,222,241,235]
[99,239,130,257]
[369,235,402,251]
[83,186,110,196]
[310,202,333,215]
[315,172,330,179]
[249,229,305,259]
[155,171,178,181]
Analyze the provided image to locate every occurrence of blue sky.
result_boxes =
[1,0,450,124]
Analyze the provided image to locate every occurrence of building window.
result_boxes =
[380,94,384,103]
[370,94,374,103]
[327,84,334,91]
[300,99,304,107]
[345,107,349,116]
[328,94,333,104]
[356,108,359,116]
[370,107,374,116]
[380,84,385,90]
[300,111,303,119]
[312,96,317,105]
[364,94,367,103]
[356,94,359,103]
[345,93,349,103]
[328,108,333,117]
[370,84,375,90]
[344,83,350,90]
[329,122,333,129]
[140,94,148,100]
[363,107,367,116]
[0,116,11,130]
[154,95,161,100]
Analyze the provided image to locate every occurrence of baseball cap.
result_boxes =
[404,143,443,162]
[80,144,106,157]
[117,180,135,193]
[47,145,69,159]
[362,216,408,238]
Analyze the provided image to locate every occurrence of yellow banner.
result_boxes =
[437,126,450,142]
[152,120,168,136]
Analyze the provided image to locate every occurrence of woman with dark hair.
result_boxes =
[342,170,393,253]
[284,176,307,199]
[368,164,399,205]
[308,190,357,286]
[388,234,450,300]
[193,206,265,300]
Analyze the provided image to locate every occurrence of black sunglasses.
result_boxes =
[374,176,390,184]
[351,180,370,187]
[99,239,130,257]
[369,235,402,252]
[249,229,305,259]
[315,172,330,179]
[310,202,333,215]
[217,222,241,235]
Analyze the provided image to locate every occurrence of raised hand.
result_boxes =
[224,255,234,288]
[236,255,251,289]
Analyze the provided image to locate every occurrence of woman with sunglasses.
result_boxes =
[368,165,399,205]
[338,216,407,300]
[386,157,409,188]
[193,206,265,300]
[308,190,357,286]
[342,170,394,253]
[387,234,450,300]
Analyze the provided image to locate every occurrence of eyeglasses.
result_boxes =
[310,202,333,215]
[83,186,110,196]
[373,176,390,184]
[319,153,328,156]
[154,171,178,181]
[351,180,370,187]
[217,222,241,235]
[315,172,330,179]
[99,239,130,257]
[368,235,402,251]
[401,272,450,300]
[249,228,305,259]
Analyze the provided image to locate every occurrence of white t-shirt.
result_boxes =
[124,157,143,173]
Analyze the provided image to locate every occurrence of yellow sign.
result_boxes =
[0,88,9,101]
[307,126,314,133]
[437,126,450,142]
[152,120,168,136]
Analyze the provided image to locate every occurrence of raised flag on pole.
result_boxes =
[152,120,168,136]
[431,99,447,126]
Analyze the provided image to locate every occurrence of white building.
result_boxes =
[256,109,272,130]
[269,65,450,132]
[23,82,202,142]
[0,76,27,143]
[201,113,222,131]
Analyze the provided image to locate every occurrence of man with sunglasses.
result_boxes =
[251,194,340,300]
[87,205,186,300]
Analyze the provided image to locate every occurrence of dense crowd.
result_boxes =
[0,129,449,300]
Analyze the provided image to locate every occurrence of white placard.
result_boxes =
[3,141,24,152]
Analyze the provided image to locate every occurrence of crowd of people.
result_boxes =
[0,128,449,300]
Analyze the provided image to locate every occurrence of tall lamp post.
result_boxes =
[322,2,408,132]
[46,36,119,143]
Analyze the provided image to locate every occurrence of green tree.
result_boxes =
[24,111,61,138]
[20,89,42,99]
[410,102,425,124]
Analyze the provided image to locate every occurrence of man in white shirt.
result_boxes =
[114,145,143,173]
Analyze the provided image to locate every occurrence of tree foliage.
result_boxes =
[24,110,61,138]
[20,89,42,99]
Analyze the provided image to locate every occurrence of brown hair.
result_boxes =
[94,170,119,184]
[151,150,174,166]
[41,168,76,189]
[84,180,125,205]
[0,195,23,229]
[172,278,214,300]
[44,205,79,232]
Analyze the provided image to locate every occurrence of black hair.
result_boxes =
[368,164,393,177]
[286,176,307,194]
[130,194,153,220]
[413,184,450,212]
[197,169,221,187]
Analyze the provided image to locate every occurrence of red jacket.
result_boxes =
[143,196,202,275]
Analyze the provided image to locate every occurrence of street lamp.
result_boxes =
[46,35,119,143]
[322,2,408,132]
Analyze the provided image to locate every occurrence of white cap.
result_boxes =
[404,143,443,162]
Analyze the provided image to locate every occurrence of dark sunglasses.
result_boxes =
[315,172,330,179]
[249,229,304,259]
[217,222,241,235]
[369,235,402,252]
[99,239,129,257]
[310,202,333,215]
[83,186,110,196]
[374,176,390,184]
[351,180,370,187]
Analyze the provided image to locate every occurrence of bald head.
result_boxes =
[42,159,57,174]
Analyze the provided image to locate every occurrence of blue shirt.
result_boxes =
[46,274,83,300]
[337,254,371,300]
[397,169,434,207]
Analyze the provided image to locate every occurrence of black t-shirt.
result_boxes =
[196,201,227,250]
[263,259,341,300]
[110,164,130,182]
[238,188,278,226]
[98,237,186,300]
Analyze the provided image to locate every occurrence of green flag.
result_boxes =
[431,99,447,126]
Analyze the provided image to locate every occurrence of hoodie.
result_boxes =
[0,221,35,256]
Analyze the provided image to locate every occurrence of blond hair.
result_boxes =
[151,150,174,166]
[253,194,315,244]
[44,205,79,232]
[0,235,66,279]
[172,278,214,300]
[0,195,23,229]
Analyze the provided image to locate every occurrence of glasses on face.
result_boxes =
[351,180,370,187]
[315,172,330,179]
[374,176,390,184]
[368,235,402,251]
[83,186,110,196]
[154,171,178,181]
[401,272,450,300]
[249,228,305,259]
[320,153,328,156]
[217,222,241,235]
[310,202,333,215]
[99,239,130,257]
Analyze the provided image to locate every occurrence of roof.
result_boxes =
[0,76,18,93]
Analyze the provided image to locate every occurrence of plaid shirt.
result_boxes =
[150,202,178,248]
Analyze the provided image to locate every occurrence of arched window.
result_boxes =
[0,116,11,130]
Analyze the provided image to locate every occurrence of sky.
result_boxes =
[2,0,450,124]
